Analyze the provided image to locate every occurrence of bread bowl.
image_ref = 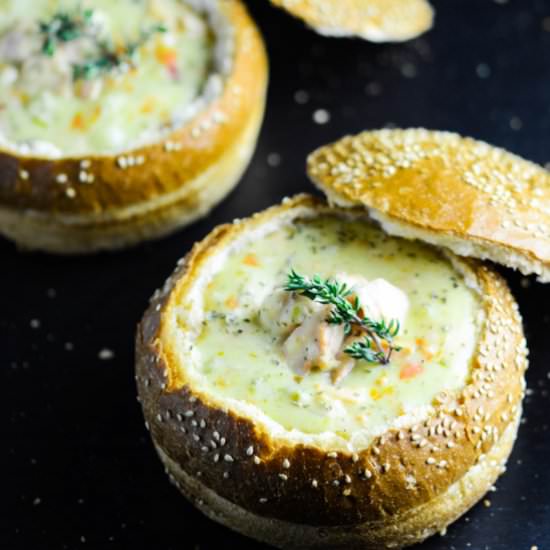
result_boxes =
[136,192,527,549]
[269,0,434,42]
[0,0,267,253]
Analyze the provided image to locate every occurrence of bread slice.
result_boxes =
[308,128,550,282]
[0,0,267,253]
[136,194,527,549]
[269,0,434,42]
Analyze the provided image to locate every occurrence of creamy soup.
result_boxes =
[0,0,214,156]
[191,216,481,439]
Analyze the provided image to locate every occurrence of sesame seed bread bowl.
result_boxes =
[268,0,434,42]
[308,128,550,282]
[0,0,267,254]
[136,194,527,549]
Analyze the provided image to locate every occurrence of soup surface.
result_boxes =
[191,216,481,438]
[0,0,214,155]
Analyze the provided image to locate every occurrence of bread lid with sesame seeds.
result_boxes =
[307,128,550,283]
[0,0,267,253]
[269,0,434,42]
[136,194,527,549]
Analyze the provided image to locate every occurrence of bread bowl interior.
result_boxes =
[137,195,527,549]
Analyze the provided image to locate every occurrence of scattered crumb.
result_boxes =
[365,82,383,97]
[267,153,281,167]
[30,319,41,329]
[476,63,491,79]
[531,545,539,550]
[483,499,491,507]
[32,497,41,506]
[65,342,74,351]
[294,89,309,104]
[312,109,330,125]
[510,116,523,130]
[98,348,115,360]
[520,277,531,288]
[401,63,417,79]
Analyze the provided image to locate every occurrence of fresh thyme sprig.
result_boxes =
[40,8,94,56]
[72,24,167,81]
[284,270,401,365]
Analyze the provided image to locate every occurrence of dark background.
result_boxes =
[3,0,550,548]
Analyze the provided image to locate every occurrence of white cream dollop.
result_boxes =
[260,273,410,380]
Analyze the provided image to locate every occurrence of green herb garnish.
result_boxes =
[72,24,166,81]
[284,270,401,365]
[40,8,94,56]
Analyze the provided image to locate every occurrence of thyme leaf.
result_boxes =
[40,8,94,56]
[284,270,401,365]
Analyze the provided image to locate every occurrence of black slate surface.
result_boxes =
[3,0,550,548]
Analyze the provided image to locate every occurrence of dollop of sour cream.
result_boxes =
[260,273,410,383]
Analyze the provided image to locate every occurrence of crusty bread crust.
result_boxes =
[307,128,550,282]
[269,0,433,42]
[136,195,527,547]
[157,410,519,550]
[0,0,268,253]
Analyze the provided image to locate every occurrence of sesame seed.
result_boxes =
[184,410,194,418]
[80,160,91,169]
[56,173,68,184]
[279,473,288,481]
[259,497,267,503]
[199,420,206,429]
[342,488,352,496]
[213,431,220,440]
[327,452,337,458]
[224,454,233,463]
[282,459,290,469]
[65,188,76,198]
[213,454,219,463]
[311,479,318,488]
[253,456,261,465]
[192,434,200,442]
[382,463,390,473]
[246,446,254,456]
[426,457,436,465]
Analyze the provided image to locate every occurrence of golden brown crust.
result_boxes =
[135,195,527,543]
[157,412,519,550]
[307,128,550,281]
[0,0,268,252]
[269,0,433,42]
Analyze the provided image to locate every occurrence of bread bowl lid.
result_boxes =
[269,0,433,42]
[307,128,550,282]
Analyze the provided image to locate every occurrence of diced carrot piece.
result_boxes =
[243,254,260,267]
[71,113,85,131]
[225,296,238,309]
[155,43,178,66]
[400,363,424,380]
